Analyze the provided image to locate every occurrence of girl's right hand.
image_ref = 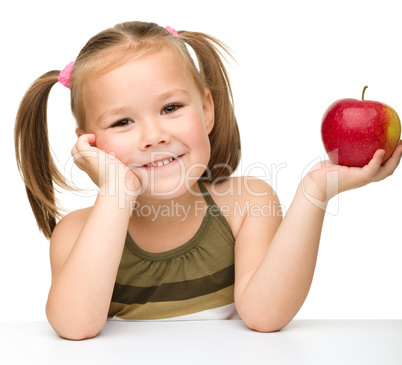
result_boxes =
[71,134,143,199]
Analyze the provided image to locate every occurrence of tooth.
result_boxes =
[146,156,178,167]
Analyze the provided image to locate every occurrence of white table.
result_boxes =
[0,319,401,364]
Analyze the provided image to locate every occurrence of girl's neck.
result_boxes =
[130,182,206,226]
[127,183,208,253]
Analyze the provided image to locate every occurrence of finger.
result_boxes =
[369,145,402,182]
[75,134,97,155]
[390,139,402,156]
[359,149,385,181]
[381,144,402,170]
[367,149,385,169]
[383,143,402,167]
[77,133,96,148]
[72,134,98,163]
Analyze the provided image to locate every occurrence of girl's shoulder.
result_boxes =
[50,207,93,249]
[204,176,276,202]
[54,207,93,232]
[48,207,93,279]
[203,176,280,238]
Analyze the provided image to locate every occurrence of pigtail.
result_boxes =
[179,31,241,181]
[15,71,71,239]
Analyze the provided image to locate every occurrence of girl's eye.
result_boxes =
[112,119,133,128]
[162,104,181,115]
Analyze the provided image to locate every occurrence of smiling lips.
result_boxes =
[144,155,180,168]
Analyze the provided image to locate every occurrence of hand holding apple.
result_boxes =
[303,146,401,203]
[321,87,401,167]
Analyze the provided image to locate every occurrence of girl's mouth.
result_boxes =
[144,155,182,168]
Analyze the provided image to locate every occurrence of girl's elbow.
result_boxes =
[239,309,291,333]
[49,319,104,340]
[244,319,288,333]
[46,307,105,340]
[54,324,102,341]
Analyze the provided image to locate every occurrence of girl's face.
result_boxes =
[80,48,214,198]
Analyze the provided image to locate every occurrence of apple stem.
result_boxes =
[362,85,368,100]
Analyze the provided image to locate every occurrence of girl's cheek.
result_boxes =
[95,133,118,152]
[103,139,133,164]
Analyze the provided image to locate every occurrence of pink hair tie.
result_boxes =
[58,61,75,89]
[165,26,180,39]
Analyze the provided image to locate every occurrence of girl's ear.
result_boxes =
[203,89,215,134]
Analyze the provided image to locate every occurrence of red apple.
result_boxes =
[321,86,401,167]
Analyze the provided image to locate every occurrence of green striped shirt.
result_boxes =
[108,182,237,320]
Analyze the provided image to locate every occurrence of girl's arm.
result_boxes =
[46,135,140,340]
[234,144,402,332]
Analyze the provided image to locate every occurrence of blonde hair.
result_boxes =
[14,21,241,239]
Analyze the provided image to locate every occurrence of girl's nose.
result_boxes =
[139,121,171,150]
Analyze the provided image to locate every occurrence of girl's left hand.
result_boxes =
[303,140,402,202]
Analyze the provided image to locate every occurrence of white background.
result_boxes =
[1,0,401,321]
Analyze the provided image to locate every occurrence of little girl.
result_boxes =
[15,21,402,340]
